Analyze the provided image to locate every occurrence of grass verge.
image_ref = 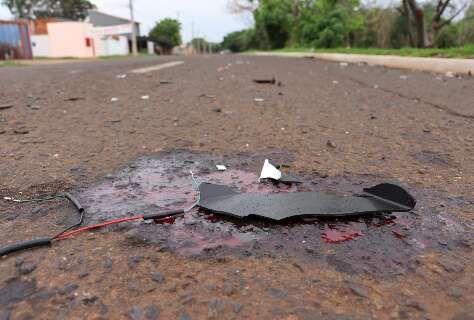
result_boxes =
[261,45,474,59]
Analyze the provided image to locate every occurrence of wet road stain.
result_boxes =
[77,150,472,277]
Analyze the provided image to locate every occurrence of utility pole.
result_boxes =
[129,0,138,56]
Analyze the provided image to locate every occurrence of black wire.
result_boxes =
[52,193,85,239]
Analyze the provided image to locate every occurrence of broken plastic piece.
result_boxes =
[259,160,301,184]
[216,165,227,171]
[198,182,416,221]
[253,77,276,84]
[259,159,281,181]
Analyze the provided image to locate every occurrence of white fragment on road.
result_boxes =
[445,71,454,78]
[339,62,348,67]
[332,80,339,84]
[141,95,150,100]
[216,165,227,171]
[259,159,281,182]
[131,61,184,74]
[254,98,265,102]
[116,74,127,79]
[111,97,119,102]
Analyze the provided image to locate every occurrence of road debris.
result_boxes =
[197,182,416,221]
[110,97,119,102]
[160,80,172,84]
[0,104,14,110]
[339,62,348,67]
[116,74,127,79]
[253,77,276,84]
[199,94,216,99]
[141,95,150,100]
[259,159,301,184]
[64,97,84,101]
[211,108,222,113]
[259,159,281,181]
[216,165,227,171]
[254,98,265,102]
[326,140,337,148]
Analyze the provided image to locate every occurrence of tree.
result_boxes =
[403,0,471,47]
[253,0,294,49]
[222,29,256,52]
[3,0,95,20]
[149,18,182,54]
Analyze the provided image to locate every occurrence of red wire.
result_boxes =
[57,215,144,240]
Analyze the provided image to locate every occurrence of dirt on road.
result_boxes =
[0,55,473,320]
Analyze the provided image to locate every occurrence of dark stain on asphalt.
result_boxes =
[68,150,473,278]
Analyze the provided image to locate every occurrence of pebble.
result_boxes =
[179,313,191,320]
[58,283,78,295]
[128,256,145,268]
[267,287,287,299]
[13,127,29,134]
[151,273,165,284]
[438,256,464,273]
[326,140,337,148]
[18,262,37,275]
[233,303,243,314]
[222,281,235,296]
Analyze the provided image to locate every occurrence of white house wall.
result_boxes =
[31,35,50,57]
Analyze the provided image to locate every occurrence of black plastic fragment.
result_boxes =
[198,182,416,221]
[253,77,276,84]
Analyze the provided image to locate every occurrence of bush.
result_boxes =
[222,29,256,52]
[149,18,182,54]
[434,24,459,48]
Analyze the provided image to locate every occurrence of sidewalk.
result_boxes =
[253,51,474,75]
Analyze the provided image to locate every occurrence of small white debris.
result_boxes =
[116,74,127,79]
[332,80,339,84]
[53,153,59,158]
[259,159,282,181]
[216,165,227,171]
[445,71,454,78]
[254,98,265,102]
[3,197,12,200]
[373,84,379,89]
[111,97,119,102]
[141,95,150,100]
[339,62,348,67]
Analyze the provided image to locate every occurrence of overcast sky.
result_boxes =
[0,0,251,42]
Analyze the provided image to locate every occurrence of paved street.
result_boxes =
[0,55,473,319]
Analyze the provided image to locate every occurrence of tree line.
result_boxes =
[222,0,474,52]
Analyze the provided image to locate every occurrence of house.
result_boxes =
[86,10,139,56]
[28,11,140,58]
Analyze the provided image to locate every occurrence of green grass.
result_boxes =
[258,45,474,59]
[0,61,22,67]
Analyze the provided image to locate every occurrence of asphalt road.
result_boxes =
[0,55,473,320]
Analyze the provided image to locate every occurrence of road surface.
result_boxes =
[0,56,472,320]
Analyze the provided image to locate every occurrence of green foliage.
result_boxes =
[222,29,256,52]
[223,0,473,52]
[434,24,459,48]
[149,18,182,53]
[253,0,294,49]
[3,0,95,20]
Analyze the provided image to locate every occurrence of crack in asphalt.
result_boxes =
[348,76,474,120]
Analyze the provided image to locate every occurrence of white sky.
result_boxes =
[0,0,251,42]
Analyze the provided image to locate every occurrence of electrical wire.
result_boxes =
[0,171,202,256]
[57,171,201,241]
